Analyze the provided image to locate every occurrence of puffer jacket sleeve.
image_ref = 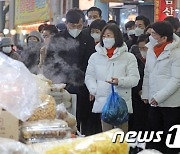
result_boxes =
[85,54,97,96]
[153,55,180,104]
[141,59,150,100]
[118,53,140,88]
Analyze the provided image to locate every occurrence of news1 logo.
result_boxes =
[166,125,180,148]
[112,125,180,148]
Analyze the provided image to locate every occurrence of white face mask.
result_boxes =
[91,33,101,43]
[135,27,144,36]
[68,29,81,38]
[127,29,135,36]
[87,19,94,26]
[103,38,115,49]
[149,35,158,46]
[2,46,11,53]
[140,50,147,58]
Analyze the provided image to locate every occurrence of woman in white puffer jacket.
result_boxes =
[85,24,140,132]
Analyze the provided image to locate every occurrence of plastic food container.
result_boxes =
[20,120,71,143]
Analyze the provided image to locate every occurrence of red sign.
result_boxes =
[154,0,176,22]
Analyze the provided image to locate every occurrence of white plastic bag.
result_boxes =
[0,137,38,154]
[56,103,77,128]
[0,53,40,121]
[32,74,52,96]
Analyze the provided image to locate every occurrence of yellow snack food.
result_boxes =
[46,129,129,154]
[27,95,56,121]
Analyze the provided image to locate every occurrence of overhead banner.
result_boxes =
[15,0,50,26]
[154,0,176,22]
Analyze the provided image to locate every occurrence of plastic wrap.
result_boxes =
[28,140,69,154]
[101,84,129,126]
[0,137,37,154]
[50,84,66,92]
[56,103,77,129]
[23,138,68,145]
[33,74,52,96]
[27,95,56,121]
[0,53,40,121]
[45,129,129,154]
[20,119,71,143]
[50,84,72,108]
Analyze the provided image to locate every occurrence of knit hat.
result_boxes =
[0,37,13,47]
[56,23,66,31]
[27,30,42,42]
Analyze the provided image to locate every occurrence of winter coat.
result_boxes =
[130,45,145,94]
[85,43,140,113]
[44,28,95,89]
[9,51,20,60]
[20,43,42,74]
[142,34,180,107]
[0,51,20,60]
[124,33,138,51]
[44,28,95,126]
[130,45,149,132]
[0,51,20,61]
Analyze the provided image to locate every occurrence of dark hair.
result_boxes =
[43,25,58,34]
[144,24,152,34]
[152,21,173,42]
[135,15,150,27]
[100,24,123,48]
[107,20,119,26]
[164,16,180,32]
[87,7,102,17]
[137,34,149,44]
[38,24,48,33]
[66,9,83,24]
[90,19,106,32]
[125,21,135,30]
[73,8,86,22]
[56,23,66,31]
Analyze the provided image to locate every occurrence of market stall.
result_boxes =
[0,52,163,154]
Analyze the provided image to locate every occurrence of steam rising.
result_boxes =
[19,43,43,74]
[43,36,85,86]
[18,34,85,87]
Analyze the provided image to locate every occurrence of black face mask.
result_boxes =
[28,40,40,47]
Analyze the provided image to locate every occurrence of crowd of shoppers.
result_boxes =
[0,6,180,154]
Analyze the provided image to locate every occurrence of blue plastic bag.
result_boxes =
[101,84,128,126]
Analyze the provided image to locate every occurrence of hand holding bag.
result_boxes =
[101,84,128,126]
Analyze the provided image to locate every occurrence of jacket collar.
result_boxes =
[95,42,128,59]
[156,50,170,61]
[157,34,180,61]
[147,34,180,61]
[164,34,180,51]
